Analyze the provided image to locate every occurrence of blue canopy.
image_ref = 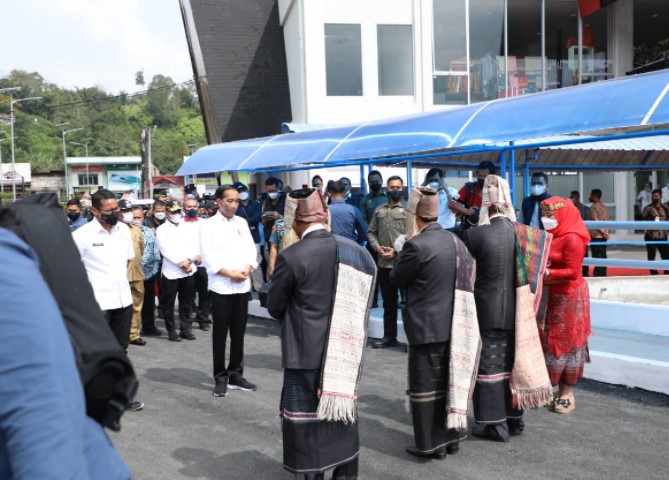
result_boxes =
[178,70,669,176]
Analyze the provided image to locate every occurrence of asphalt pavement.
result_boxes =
[111,315,669,480]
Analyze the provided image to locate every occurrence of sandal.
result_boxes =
[553,396,575,414]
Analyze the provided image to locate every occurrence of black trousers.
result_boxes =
[377,268,398,340]
[644,235,669,275]
[211,292,248,379]
[103,305,133,351]
[590,238,607,277]
[192,266,211,322]
[141,274,157,331]
[366,245,380,307]
[159,274,194,333]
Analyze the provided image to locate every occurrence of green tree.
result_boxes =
[145,74,181,128]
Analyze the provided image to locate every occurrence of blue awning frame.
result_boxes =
[178,70,669,203]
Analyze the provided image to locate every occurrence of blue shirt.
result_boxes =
[0,228,131,480]
[140,224,161,279]
[69,214,88,232]
[329,199,368,244]
[236,200,262,244]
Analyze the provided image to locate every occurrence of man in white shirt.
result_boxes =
[200,185,258,397]
[73,189,144,413]
[156,201,201,342]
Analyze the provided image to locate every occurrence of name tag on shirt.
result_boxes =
[93,243,104,247]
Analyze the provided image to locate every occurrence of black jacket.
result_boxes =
[390,223,457,346]
[267,229,337,370]
[520,192,551,229]
[461,216,516,330]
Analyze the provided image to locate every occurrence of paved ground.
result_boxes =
[111,316,669,480]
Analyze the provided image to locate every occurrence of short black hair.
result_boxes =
[477,161,496,175]
[652,188,662,196]
[266,177,282,188]
[328,180,346,195]
[368,170,382,180]
[387,175,404,185]
[91,189,116,209]
[153,199,166,208]
[215,184,238,200]
[591,189,602,199]
[66,199,81,208]
[570,191,580,198]
[532,172,549,183]
[311,175,323,183]
[339,177,352,184]
[425,168,444,180]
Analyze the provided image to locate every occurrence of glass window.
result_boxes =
[433,0,466,72]
[580,7,613,83]
[545,1,578,89]
[325,24,363,96]
[378,25,414,96]
[469,0,505,102]
[633,0,669,73]
[505,0,542,97]
[78,174,98,186]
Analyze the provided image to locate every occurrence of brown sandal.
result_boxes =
[553,396,575,414]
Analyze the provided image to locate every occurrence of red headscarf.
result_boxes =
[540,196,590,248]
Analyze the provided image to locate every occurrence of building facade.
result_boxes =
[66,157,143,198]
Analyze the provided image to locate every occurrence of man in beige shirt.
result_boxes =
[367,176,406,348]
[588,188,610,277]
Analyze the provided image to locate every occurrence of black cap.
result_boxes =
[233,181,247,191]
[165,201,182,213]
[118,199,133,210]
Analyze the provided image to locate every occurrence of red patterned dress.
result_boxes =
[543,232,591,385]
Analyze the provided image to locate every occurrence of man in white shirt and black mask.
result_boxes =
[156,201,201,342]
[200,185,258,398]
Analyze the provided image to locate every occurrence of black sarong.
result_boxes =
[408,342,467,453]
[281,369,359,475]
[473,330,523,424]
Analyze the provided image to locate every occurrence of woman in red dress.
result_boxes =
[540,197,592,414]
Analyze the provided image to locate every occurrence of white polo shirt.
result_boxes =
[73,217,135,311]
[155,220,200,280]
[200,212,258,295]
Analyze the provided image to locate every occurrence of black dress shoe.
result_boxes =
[507,419,524,436]
[130,338,146,346]
[199,322,210,331]
[180,331,196,340]
[446,443,459,455]
[372,338,399,349]
[142,327,163,336]
[405,446,446,460]
[168,331,182,342]
[472,425,510,442]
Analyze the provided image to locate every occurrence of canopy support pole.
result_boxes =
[509,141,516,206]
[360,164,367,194]
[499,149,507,180]
[407,160,413,189]
[523,150,532,198]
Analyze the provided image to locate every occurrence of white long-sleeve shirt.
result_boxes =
[200,212,258,295]
[156,220,200,280]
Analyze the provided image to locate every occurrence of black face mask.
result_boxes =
[101,212,119,226]
[67,212,80,222]
[185,208,198,218]
[388,190,403,201]
[477,178,485,188]
[653,198,662,204]
[370,183,382,192]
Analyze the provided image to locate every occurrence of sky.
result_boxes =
[1,0,193,94]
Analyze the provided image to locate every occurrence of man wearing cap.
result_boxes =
[200,185,259,397]
[156,201,200,341]
[119,199,147,346]
[234,181,264,292]
[390,187,472,459]
[268,188,376,480]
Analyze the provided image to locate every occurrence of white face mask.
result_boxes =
[122,212,133,223]
[268,192,278,200]
[239,191,249,201]
[541,217,558,230]
[154,212,166,221]
[170,213,183,224]
[131,220,143,226]
[531,184,547,196]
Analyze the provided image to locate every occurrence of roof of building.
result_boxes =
[66,157,142,165]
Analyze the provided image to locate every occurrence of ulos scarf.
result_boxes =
[317,236,377,423]
[510,223,553,409]
[447,234,481,431]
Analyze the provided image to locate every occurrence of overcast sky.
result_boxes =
[1,0,193,93]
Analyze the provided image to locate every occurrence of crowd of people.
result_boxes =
[1,163,615,480]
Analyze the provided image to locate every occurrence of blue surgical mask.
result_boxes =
[428,181,440,190]
[531,184,546,196]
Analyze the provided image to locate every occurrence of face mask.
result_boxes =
[531,184,547,196]
[370,183,382,192]
[646,187,651,192]
[185,209,198,218]
[219,202,237,218]
[541,217,558,230]
[154,211,166,221]
[122,212,133,223]
[428,181,440,190]
[388,190,403,201]
[653,198,662,204]
[170,213,183,224]
[268,192,279,200]
[477,178,485,188]
[132,220,143,226]
[312,184,322,190]
[239,191,249,201]
[101,212,119,226]
[67,212,80,222]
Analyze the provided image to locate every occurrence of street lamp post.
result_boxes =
[0,137,6,200]
[70,138,92,194]
[58,123,84,199]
